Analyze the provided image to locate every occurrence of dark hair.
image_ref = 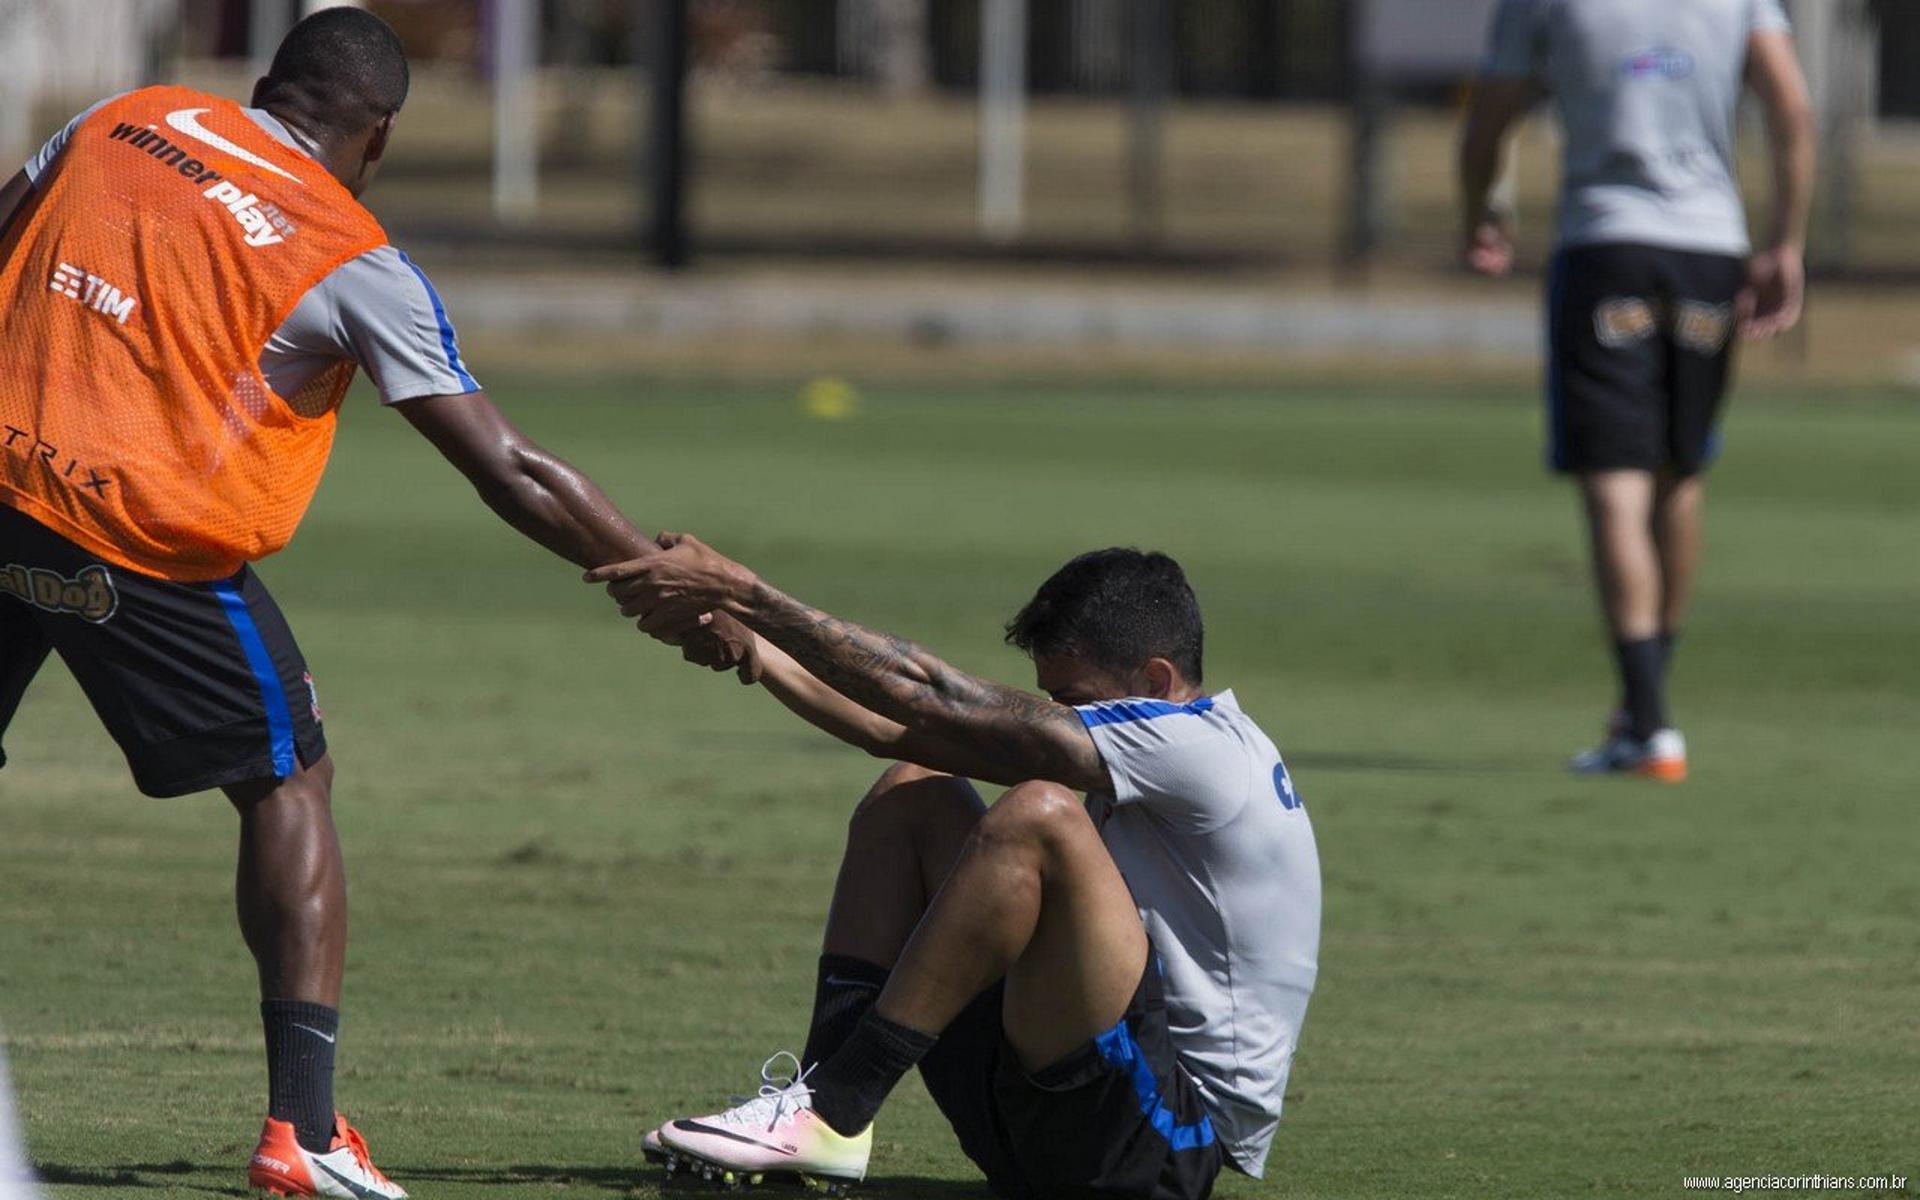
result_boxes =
[1005,549,1204,684]
[260,7,410,137]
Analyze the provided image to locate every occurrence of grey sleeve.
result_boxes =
[22,95,119,185]
[277,246,481,405]
[1077,705,1253,828]
[1750,0,1790,34]
[1481,0,1544,81]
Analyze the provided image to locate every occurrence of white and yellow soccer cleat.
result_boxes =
[657,1052,870,1193]
[248,1114,408,1199]
[1571,726,1687,782]
[642,1124,667,1164]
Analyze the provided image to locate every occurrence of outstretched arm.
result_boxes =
[587,536,1112,792]
[400,390,654,568]
[749,635,1055,783]
[401,392,751,664]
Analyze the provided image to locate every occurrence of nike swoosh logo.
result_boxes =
[291,1023,337,1044]
[671,1120,799,1155]
[314,1159,381,1198]
[824,976,882,991]
[164,108,304,184]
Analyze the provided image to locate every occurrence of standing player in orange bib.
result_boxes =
[0,11,741,1196]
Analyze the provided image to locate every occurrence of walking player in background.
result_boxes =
[592,542,1319,1198]
[1459,0,1815,780]
[0,9,741,1196]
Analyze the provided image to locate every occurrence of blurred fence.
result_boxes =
[7,0,1920,278]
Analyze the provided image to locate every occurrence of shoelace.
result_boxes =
[339,1121,391,1186]
[714,1051,817,1131]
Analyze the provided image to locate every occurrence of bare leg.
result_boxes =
[876,782,1147,1072]
[822,762,986,970]
[226,754,345,1004]
[1579,469,1662,642]
[1653,469,1706,636]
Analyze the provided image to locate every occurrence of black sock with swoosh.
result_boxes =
[801,955,889,1070]
[262,1000,338,1154]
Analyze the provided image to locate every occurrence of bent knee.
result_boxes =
[979,781,1087,847]
[851,761,979,829]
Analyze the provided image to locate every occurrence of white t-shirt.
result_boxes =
[1482,0,1792,255]
[1076,689,1321,1178]
[23,98,479,405]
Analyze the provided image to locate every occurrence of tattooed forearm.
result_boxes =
[738,579,1104,787]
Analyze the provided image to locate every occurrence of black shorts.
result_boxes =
[1546,242,1746,477]
[0,503,325,797]
[919,956,1224,1200]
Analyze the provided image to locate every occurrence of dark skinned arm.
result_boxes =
[399,393,752,666]
[399,390,657,569]
[586,535,1111,792]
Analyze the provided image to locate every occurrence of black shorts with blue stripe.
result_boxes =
[0,503,325,798]
[918,951,1224,1200]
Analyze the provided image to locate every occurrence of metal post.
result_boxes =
[979,0,1028,244]
[1128,0,1171,247]
[1344,0,1388,266]
[491,0,540,224]
[250,0,296,78]
[649,0,692,269]
[1792,0,1874,273]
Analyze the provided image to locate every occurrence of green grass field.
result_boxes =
[3,376,1916,1199]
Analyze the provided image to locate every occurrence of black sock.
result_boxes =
[1619,632,1679,720]
[262,1000,338,1154]
[1614,636,1667,741]
[809,1010,936,1137]
[802,954,889,1069]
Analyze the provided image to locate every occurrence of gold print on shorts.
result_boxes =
[0,562,119,623]
[1673,301,1735,354]
[1594,297,1659,349]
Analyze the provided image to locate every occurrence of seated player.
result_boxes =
[589,540,1322,1198]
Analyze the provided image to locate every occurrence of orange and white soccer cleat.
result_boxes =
[249,1113,409,1199]
[1571,726,1687,782]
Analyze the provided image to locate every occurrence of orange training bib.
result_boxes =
[0,86,387,581]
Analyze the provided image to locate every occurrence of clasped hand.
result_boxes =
[584,533,762,681]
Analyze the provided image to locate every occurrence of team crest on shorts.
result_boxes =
[1673,301,1735,354]
[0,561,118,623]
[1594,297,1658,348]
[303,671,323,724]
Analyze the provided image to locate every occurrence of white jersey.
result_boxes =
[1075,689,1320,1178]
[1482,0,1791,255]
[24,99,479,405]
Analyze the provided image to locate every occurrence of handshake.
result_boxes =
[584,533,765,682]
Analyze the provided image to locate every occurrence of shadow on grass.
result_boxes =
[34,1160,245,1195]
[36,1159,991,1197]
[403,1163,992,1196]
